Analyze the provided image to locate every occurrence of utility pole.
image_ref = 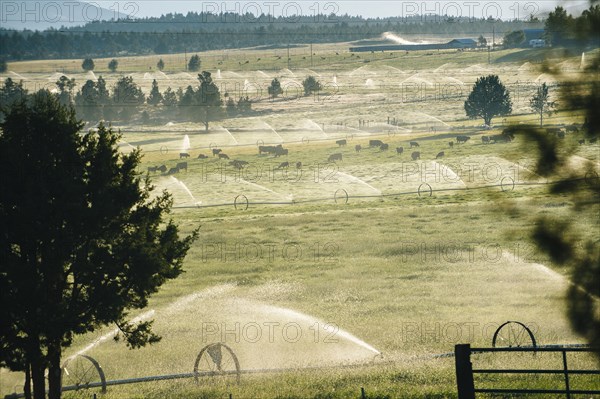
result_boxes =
[488,45,491,64]
[492,25,495,48]
[287,44,290,70]
[184,48,188,71]
[310,43,313,67]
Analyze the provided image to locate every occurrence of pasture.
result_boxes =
[1,43,599,398]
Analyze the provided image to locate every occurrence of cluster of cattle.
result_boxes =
[148,161,188,175]
[258,144,289,157]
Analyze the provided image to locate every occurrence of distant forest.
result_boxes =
[0,13,543,61]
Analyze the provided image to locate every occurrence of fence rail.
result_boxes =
[455,344,600,399]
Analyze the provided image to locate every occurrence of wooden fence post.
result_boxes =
[455,344,475,399]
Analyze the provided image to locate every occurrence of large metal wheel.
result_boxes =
[61,354,107,393]
[194,343,241,384]
[492,321,537,348]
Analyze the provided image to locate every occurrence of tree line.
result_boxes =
[503,5,599,48]
[0,73,326,130]
[0,13,543,61]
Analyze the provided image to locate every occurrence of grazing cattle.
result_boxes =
[578,139,585,145]
[212,148,222,156]
[157,165,167,174]
[277,162,289,169]
[380,143,389,151]
[179,152,190,159]
[448,142,454,148]
[482,136,490,144]
[411,151,420,161]
[274,147,288,157]
[259,145,274,155]
[590,137,598,144]
[369,140,384,147]
[229,160,245,170]
[197,154,208,159]
[167,167,179,175]
[396,147,404,154]
[336,139,347,147]
[436,151,445,159]
[296,162,302,169]
[490,134,512,143]
[566,125,579,133]
[546,127,561,136]
[218,153,230,160]
[328,153,343,162]
[409,141,420,148]
[456,135,470,143]
[355,144,362,153]
[176,162,188,171]
[148,166,158,173]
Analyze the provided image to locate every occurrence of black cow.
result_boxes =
[456,136,470,143]
[490,134,511,143]
[380,143,389,151]
[369,140,384,147]
[274,147,288,157]
[218,153,230,160]
[578,139,585,145]
[436,151,445,159]
[328,153,343,162]
[409,141,420,148]
[229,160,246,170]
[565,125,579,133]
[197,154,208,159]
[277,162,289,169]
[167,167,179,175]
[355,144,362,153]
[396,147,404,154]
[176,162,188,171]
[411,151,420,160]
[336,139,347,147]
[157,165,167,174]
[212,148,222,156]
[179,152,190,159]
[449,142,454,148]
[296,162,302,169]
[482,136,490,144]
[148,166,158,173]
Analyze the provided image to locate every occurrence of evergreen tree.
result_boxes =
[188,55,201,72]
[82,58,95,71]
[147,79,163,106]
[108,59,118,73]
[0,91,196,399]
[302,76,322,96]
[530,83,556,127]
[268,78,283,98]
[465,75,512,126]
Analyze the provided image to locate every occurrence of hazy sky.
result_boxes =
[111,0,590,19]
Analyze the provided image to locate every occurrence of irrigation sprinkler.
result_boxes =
[234,195,249,210]
[334,189,349,204]
[500,176,515,192]
[417,183,433,197]
[194,343,241,384]
[492,321,537,349]
[61,354,107,393]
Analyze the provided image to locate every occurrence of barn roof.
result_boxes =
[448,38,477,45]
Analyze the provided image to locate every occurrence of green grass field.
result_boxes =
[1,43,599,398]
